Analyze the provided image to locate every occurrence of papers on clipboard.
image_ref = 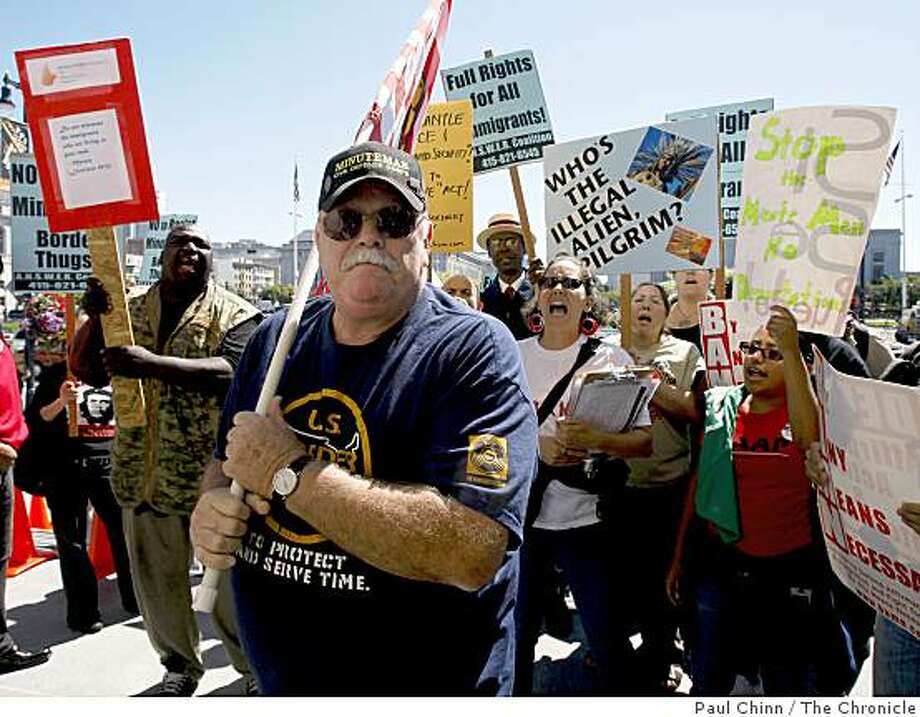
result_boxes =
[568,366,657,433]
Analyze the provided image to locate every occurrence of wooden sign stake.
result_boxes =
[64,295,79,438]
[86,227,146,428]
[715,135,726,299]
[619,274,633,351]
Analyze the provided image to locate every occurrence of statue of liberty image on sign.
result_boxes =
[627,127,714,201]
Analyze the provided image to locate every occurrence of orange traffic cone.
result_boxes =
[29,494,52,530]
[88,511,115,580]
[6,487,52,577]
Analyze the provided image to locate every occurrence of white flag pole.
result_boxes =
[194,243,321,612]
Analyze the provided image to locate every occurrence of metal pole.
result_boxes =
[901,134,908,310]
[292,210,299,288]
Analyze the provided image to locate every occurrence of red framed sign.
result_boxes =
[15,38,158,232]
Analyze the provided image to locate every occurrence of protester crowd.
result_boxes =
[0,141,917,697]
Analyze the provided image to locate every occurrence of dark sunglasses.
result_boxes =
[166,234,210,251]
[322,205,419,242]
[539,276,585,291]
[487,235,522,250]
[738,341,784,362]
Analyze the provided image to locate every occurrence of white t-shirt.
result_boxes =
[518,335,650,530]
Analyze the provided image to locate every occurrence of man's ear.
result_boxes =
[421,217,433,249]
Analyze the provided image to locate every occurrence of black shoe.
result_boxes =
[0,645,51,675]
[151,671,198,697]
[68,620,104,634]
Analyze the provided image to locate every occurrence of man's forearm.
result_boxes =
[39,398,67,422]
[70,316,108,387]
[598,427,653,458]
[201,457,230,494]
[784,354,819,450]
[285,463,509,592]
[651,383,700,424]
[145,356,235,393]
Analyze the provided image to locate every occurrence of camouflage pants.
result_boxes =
[123,506,250,680]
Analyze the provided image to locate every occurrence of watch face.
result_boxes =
[272,467,298,496]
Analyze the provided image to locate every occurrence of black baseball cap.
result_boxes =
[318,141,426,213]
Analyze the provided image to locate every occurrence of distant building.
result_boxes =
[430,251,495,288]
[123,254,144,287]
[231,258,279,300]
[0,194,13,311]
[860,228,902,286]
[212,239,281,292]
[279,230,314,286]
[0,117,28,312]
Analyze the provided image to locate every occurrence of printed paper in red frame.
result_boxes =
[15,38,158,232]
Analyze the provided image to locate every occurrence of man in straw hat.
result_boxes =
[190,141,537,695]
[478,214,536,340]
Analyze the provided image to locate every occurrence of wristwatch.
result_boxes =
[271,454,310,501]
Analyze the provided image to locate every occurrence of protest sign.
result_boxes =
[11,153,90,292]
[814,351,920,638]
[72,384,116,439]
[543,118,719,275]
[138,214,198,284]
[732,106,896,337]
[441,50,553,173]
[667,98,774,255]
[14,38,158,232]
[698,299,763,386]
[699,300,740,386]
[413,101,473,253]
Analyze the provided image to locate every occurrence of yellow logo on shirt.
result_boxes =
[466,434,509,487]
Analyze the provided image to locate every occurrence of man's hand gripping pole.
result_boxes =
[193,245,321,612]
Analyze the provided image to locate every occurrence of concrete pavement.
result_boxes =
[1,555,873,697]
[0,560,242,697]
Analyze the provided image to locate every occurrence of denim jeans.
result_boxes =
[873,616,920,696]
[690,538,849,696]
[514,522,635,695]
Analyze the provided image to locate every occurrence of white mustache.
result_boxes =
[341,247,400,273]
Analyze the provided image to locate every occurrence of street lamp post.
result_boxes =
[895,187,913,311]
[288,209,303,286]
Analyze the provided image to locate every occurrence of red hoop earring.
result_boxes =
[580,315,600,336]
[527,312,544,334]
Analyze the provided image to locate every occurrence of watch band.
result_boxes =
[288,454,310,475]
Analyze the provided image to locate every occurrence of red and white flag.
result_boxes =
[354,0,452,152]
[310,272,331,297]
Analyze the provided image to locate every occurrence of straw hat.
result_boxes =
[476,213,534,251]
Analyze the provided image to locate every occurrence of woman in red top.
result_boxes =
[666,306,849,695]
[0,333,52,673]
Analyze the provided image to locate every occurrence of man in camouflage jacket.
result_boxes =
[72,225,260,696]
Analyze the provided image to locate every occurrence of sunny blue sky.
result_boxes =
[3,0,919,266]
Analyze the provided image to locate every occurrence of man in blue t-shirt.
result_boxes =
[190,141,537,696]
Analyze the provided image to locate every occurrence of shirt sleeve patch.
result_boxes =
[465,434,509,487]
